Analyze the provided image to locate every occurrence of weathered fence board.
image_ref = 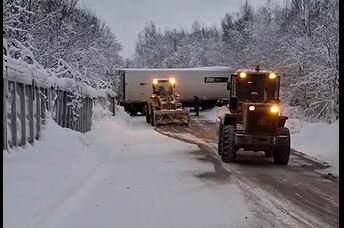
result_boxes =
[3,80,115,151]
[27,85,34,144]
[18,83,26,146]
[10,81,18,147]
[3,76,8,150]
[35,86,41,140]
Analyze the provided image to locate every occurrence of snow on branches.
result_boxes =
[131,0,339,122]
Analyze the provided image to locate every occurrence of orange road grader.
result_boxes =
[145,78,190,127]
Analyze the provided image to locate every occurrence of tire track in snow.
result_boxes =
[155,122,338,228]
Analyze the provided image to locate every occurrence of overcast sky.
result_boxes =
[79,0,274,58]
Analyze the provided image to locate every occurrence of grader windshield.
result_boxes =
[152,78,176,96]
[230,72,280,103]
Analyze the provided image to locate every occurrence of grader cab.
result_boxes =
[217,66,291,165]
[145,78,190,127]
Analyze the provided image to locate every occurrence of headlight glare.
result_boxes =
[270,105,279,113]
[248,105,255,111]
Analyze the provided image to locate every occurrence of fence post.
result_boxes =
[58,90,63,126]
[54,90,59,123]
[82,98,86,132]
[65,93,70,128]
[77,102,81,131]
[40,88,46,125]
[80,98,83,132]
[3,76,8,150]
[18,83,26,146]
[68,100,72,129]
[85,97,89,132]
[61,91,66,127]
[27,85,34,144]
[56,90,62,126]
[35,86,41,140]
[112,96,116,116]
[48,87,52,112]
[89,98,93,131]
[10,81,18,147]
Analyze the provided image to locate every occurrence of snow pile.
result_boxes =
[92,100,113,121]
[4,114,253,228]
[201,106,228,123]
[3,118,109,228]
[285,118,304,134]
[290,120,339,175]
[113,105,131,124]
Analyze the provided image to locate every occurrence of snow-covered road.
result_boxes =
[5,115,254,228]
[4,109,339,228]
[157,117,339,228]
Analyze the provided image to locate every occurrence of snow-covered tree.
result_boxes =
[130,0,338,122]
[3,0,124,90]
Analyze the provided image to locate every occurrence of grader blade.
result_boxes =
[154,109,190,127]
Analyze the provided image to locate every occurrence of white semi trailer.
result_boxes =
[116,67,232,115]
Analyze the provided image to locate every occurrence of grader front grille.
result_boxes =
[161,103,176,110]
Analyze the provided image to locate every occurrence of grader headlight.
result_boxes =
[270,105,280,113]
[169,78,176,85]
[239,72,247,78]
[153,79,158,85]
[269,73,277,79]
[248,105,255,111]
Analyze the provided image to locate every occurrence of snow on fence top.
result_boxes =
[3,54,115,98]
[116,66,233,72]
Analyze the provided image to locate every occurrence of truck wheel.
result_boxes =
[264,150,273,158]
[129,111,137,116]
[273,127,290,165]
[218,126,223,155]
[145,105,151,123]
[221,125,236,162]
[146,113,151,123]
[150,111,155,126]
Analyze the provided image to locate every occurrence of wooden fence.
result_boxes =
[3,66,115,150]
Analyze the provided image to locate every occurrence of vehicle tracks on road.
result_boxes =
[155,119,339,228]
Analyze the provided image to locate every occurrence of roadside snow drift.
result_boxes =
[4,110,253,228]
[288,120,339,175]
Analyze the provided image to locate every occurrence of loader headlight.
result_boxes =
[239,72,247,78]
[153,79,158,85]
[269,73,277,79]
[248,105,255,111]
[169,78,176,85]
[270,105,279,113]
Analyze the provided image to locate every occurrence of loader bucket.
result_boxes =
[154,109,190,127]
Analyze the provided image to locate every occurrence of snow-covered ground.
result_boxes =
[287,119,339,175]
[200,107,339,175]
[4,108,254,228]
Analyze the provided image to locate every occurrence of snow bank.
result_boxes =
[92,100,113,121]
[200,106,228,123]
[4,112,253,228]
[3,118,107,228]
[289,120,339,175]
